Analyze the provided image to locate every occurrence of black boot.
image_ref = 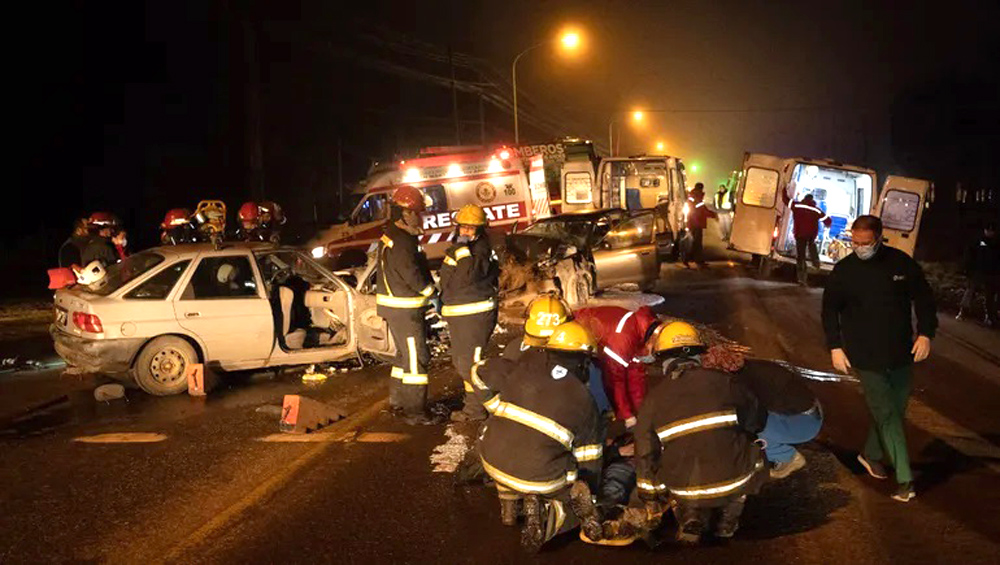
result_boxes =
[673,503,706,544]
[500,497,520,527]
[569,481,604,542]
[521,495,545,554]
[715,495,745,539]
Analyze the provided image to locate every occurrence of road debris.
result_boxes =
[72,432,168,444]
[279,394,347,434]
[93,384,126,402]
[302,365,328,383]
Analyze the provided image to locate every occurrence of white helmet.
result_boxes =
[75,261,107,285]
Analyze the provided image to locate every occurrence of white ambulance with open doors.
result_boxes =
[310,146,551,267]
[729,153,930,277]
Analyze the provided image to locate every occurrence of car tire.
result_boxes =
[132,336,199,396]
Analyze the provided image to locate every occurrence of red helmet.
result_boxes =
[162,208,191,228]
[391,186,426,212]
[238,202,260,222]
[89,211,120,228]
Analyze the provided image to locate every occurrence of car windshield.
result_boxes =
[87,252,166,296]
[521,218,596,248]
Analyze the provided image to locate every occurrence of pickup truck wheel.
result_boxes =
[132,336,198,396]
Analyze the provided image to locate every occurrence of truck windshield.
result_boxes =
[87,252,166,296]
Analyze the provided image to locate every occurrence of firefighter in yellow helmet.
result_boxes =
[469,320,606,552]
[502,294,572,361]
[440,204,500,422]
[376,186,438,425]
[624,320,767,544]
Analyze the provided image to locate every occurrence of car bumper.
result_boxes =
[50,325,146,374]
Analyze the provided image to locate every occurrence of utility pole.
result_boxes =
[449,48,461,145]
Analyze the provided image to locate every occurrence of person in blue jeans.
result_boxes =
[702,348,823,478]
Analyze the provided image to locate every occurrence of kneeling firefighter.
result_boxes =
[440,204,500,422]
[472,321,606,553]
[376,186,438,425]
[633,321,767,544]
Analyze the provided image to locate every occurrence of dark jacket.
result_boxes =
[375,222,435,314]
[474,348,604,494]
[791,200,832,240]
[963,234,1000,276]
[58,235,90,268]
[438,234,499,315]
[735,359,817,415]
[822,244,937,371]
[635,365,767,508]
[81,237,118,267]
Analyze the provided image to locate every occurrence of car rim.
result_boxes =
[149,347,187,385]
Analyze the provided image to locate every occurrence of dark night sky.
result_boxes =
[8,0,999,268]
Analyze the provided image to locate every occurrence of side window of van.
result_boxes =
[354,194,389,224]
[423,185,448,213]
[742,167,780,208]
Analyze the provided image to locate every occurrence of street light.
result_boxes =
[512,29,581,145]
[656,141,665,152]
[608,109,645,156]
[633,110,644,122]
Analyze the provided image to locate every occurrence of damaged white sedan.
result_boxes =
[51,243,395,395]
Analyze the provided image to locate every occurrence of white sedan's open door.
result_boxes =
[873,176,930,257]
[729,153,789,255]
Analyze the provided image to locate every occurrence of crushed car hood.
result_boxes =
[504,234,576,262]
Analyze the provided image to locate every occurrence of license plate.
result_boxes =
[55,307,67,326]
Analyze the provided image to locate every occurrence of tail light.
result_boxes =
[772,226,779,239]
[73,312,104,333]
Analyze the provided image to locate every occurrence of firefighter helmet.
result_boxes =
[238,202,260,222]
[455,204,488,226]
[162,208,191,228]
[88,211,120,228]
[524,295,572,338]
[652,321,704,354]
[391,185,426,212]
[260,201,286,225]
[545,321,597,354]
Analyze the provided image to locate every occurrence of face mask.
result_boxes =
[456,234,472,244]
[854,241,880,260]
[636,355,655,364]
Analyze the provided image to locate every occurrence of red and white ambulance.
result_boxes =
[310,146,551,267]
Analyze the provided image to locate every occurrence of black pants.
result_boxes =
[381,306,430,416]
[445,308,497,418]
[673,494,746,537]
[795,237,820,282]
[961,274,999,317]
[685,228,705,264]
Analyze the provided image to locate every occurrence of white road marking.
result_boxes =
[430,425,469,473]
[73,433,168,444]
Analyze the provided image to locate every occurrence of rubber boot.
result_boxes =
[673,503,707,544]
[569,481,604,542]
[521,495,545,554]
[715,495,745,539]
[500,497,520,527]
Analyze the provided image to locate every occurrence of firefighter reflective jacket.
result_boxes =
[473,348,605,494]
[634,365,767,507]
[375,222,435,313]
[438,234,499,317]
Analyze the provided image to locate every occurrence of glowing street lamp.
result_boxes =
[512,29,583,145]
[632,110,644,122]
[656,141,665,152]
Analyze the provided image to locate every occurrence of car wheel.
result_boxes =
[132,336,199,396]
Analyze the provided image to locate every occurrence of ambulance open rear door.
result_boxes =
[729,154,789,257]
[873,175,930,257]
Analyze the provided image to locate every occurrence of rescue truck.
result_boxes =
[729,153,930,277]
[311,146,551,267]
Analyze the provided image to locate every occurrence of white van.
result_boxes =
[730,153,931,276]
[310,146,551,267]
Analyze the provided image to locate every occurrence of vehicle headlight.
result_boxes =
[311,246,326,259]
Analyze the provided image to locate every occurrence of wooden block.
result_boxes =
[279,395,346,434]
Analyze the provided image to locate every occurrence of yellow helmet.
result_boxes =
[545,321,597,354]
[455,204,488,226]
[653,321,704,354]
[524,295,572,338]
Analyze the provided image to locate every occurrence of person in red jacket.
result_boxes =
[789,194,832,285]
[684,183,718,268]
[574,305,660,428]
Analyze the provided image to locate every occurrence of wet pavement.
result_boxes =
[1,241,998,564]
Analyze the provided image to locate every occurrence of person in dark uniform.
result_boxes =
[632,321,767,544]
[376,186,438,425]
[440,204,499,422]
[683,183,717,268]
[81,212,121,267]
[59,218,91,268]
[822,215,936,502]
[472,321,606,553]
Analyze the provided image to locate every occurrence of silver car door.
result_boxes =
[592,214,658,289]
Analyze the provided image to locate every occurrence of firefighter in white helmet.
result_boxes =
[440,204,500,422]
[376,186,439,425]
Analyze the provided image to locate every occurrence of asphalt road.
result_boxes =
[1,242,998,564]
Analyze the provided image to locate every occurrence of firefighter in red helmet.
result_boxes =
[376,186,439,425]
[161,208,196,245]
[258,201,285,243]
[236,202,264,242]
[82,212,120,267]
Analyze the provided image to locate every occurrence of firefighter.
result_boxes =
[82,212,121,267]
[59,218,91,268]
[472,321,606,553]
[376,186,438,425]
[236,202,264,242]
[683,183,717,268]
[160,208,196,245]
[632,321,767,544]
[501,295,571,361]
[575,305,660,429]
[439,204,500,422]
[788,194,833,285]
[258,201,286,243]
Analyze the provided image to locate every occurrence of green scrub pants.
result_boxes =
[857,365,913,484]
